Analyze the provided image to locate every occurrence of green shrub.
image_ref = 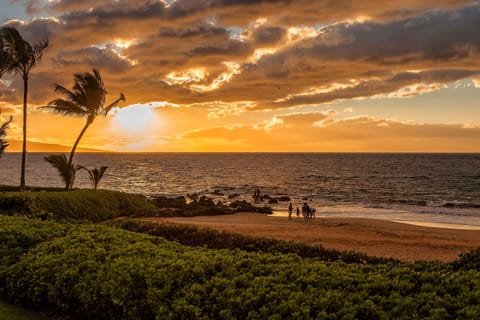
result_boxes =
[0,188,271,221]
[0,190,159,222]
[1,216,480,319]
[451,248,480,271]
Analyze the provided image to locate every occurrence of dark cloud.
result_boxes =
[308,5,480,62]
[267,69,480,108]
[51,47,133,72]
[189,40,252,57]
[24,0,473,26]
[249,26,286,46]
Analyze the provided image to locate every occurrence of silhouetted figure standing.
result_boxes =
[288,202,293,219]
[302,203,308,220]
[253,187,261,202]
[296,206,300,217]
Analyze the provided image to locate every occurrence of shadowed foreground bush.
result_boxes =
[108,219,391,264]
[1,216,480,320]
[0,190,158,221]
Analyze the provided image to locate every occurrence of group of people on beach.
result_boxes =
[253,188,316,220]
[289,202,316,220]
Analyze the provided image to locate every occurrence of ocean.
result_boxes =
[1,153,480,228]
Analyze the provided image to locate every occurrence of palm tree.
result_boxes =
[0,115,13,158]
[42,69,125,190]
[2,27,48,191]
[78,165,108,190]
[44,154,76,189]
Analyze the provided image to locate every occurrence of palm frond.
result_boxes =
[0,115,12,137]
[78,165,108,189]
[102,93,126,116]
[1,27,48,78]
[0,33,14,78]
[54,84,81,103]
[40,99,88,118]
[32,38,48,63]
[0,115,12,158]
[44,154,76,189]
[1,27,33,74]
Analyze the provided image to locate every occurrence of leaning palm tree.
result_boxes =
[78,165,108,190]
[2,27,48,191]
[44,154,76,190]
[41,69,125,190]
[0,115,13,158]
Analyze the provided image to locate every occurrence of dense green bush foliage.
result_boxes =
[0,190,158,221]
[452,248,480,271]
[108,219,391,264]
[1,216,480,319]
[0,189,271,222]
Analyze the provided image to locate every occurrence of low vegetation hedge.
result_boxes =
[108,219,392,264]
[0,190,272,222]
[0,190,159,222]
[2,216,480,319]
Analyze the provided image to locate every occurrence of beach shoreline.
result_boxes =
[271,209,480,230]
[141,213,480,262]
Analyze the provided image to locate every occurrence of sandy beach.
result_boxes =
[142,213,480,262]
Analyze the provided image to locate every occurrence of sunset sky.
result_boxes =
[1,0,480,152]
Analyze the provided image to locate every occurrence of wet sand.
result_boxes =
[141,213,480,262]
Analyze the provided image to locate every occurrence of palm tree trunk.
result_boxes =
[66,120,90,190]
[20,75,28,191]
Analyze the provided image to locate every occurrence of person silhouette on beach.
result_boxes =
[253,187,261,202]
[296,206,300,217]
[288,202,293,219]
[302,203,308,219]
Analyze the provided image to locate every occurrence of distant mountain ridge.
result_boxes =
[6,140,109,152]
